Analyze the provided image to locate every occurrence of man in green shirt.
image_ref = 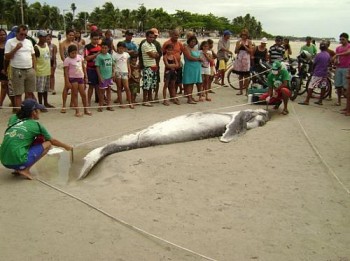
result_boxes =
[260,61,291,115]
[300,36,317,58]
[0,99,72,180]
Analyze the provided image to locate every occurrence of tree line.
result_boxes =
[0,1,273,38]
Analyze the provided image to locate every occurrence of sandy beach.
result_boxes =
[0,36,349,261]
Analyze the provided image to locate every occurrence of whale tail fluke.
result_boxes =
[78,134,140,180]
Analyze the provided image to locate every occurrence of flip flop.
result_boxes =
[298,102,309,105]
[60,108,66,113]
[236,93,243,96]
[314,101,323,105]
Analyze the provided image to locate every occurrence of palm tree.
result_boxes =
[71,3,77,20]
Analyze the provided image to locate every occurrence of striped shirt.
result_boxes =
[141,41,157,67]
[269,44,285,62]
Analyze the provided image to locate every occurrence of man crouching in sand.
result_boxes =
[0,99,72,180]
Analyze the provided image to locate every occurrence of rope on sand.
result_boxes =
[291,103,350,195]
[36,177,218,261]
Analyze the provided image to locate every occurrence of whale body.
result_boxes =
[78,109,269,179]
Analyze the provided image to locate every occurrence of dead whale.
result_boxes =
[78,109,269,179]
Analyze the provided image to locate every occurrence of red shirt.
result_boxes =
[84,43,101,69]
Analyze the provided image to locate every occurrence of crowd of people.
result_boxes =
[0,24,349,179]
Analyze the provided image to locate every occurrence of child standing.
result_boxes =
[162,44,179,105]
[129,55,141,104]
[199,41,213,101]
[112,41,134,109]
[46,33,57,95]
[207,39,217,94]
[63,45,91,116]
[95,41,114,112]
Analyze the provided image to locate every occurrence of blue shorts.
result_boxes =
[87,68,99,86]
[334,68,349,89]
[4,144,44,171]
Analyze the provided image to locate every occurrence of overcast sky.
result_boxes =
[31,0,349,38]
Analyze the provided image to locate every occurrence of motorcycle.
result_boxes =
[282,59,300,101]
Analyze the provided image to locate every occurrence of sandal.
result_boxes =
[60,108,66,113]
[298,102,309,105]
[142,102,153,107]
[281,109,289,115]
[162,101,170,106]
[314,101,323,105]
[106,107,115,111]
[334,102,341,106]
[97,108,103,112]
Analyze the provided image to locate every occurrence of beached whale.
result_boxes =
[78,109,269,179]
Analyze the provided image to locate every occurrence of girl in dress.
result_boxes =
[199,41,213,101]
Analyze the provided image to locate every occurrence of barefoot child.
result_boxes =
[207,39,217,94]
[129,55,141,104]
[63,45,91,116]
[112,41,134,109]
[199,41,213,101]
[95,41,115,112]
[162,44,179,105]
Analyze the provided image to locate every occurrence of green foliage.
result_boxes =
[0,1,267,38]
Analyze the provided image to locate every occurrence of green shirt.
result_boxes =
[95,53,114,80]
[300,44,317,57]
[267,69,290,89]
[0,115,51,165]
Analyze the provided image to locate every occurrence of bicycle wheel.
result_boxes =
[311,77,332,99]
[227,69,241,90]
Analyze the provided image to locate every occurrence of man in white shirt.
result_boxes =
[5,25,36,110]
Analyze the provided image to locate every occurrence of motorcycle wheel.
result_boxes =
[290,77,301,101]
[297,75,310,95]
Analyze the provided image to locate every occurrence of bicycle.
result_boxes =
[304,72,332,100]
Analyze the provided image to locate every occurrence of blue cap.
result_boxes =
[21,99,45,113]
[223,30,232,36]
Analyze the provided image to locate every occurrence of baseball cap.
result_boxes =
[150,28,159,36]
[21,99,45,113]
[37,30,47,37]
[125,30,134,36]
[90,25,98,32]
[261,37,268,44]
[223,30,232,36]
[271,61,282,70]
